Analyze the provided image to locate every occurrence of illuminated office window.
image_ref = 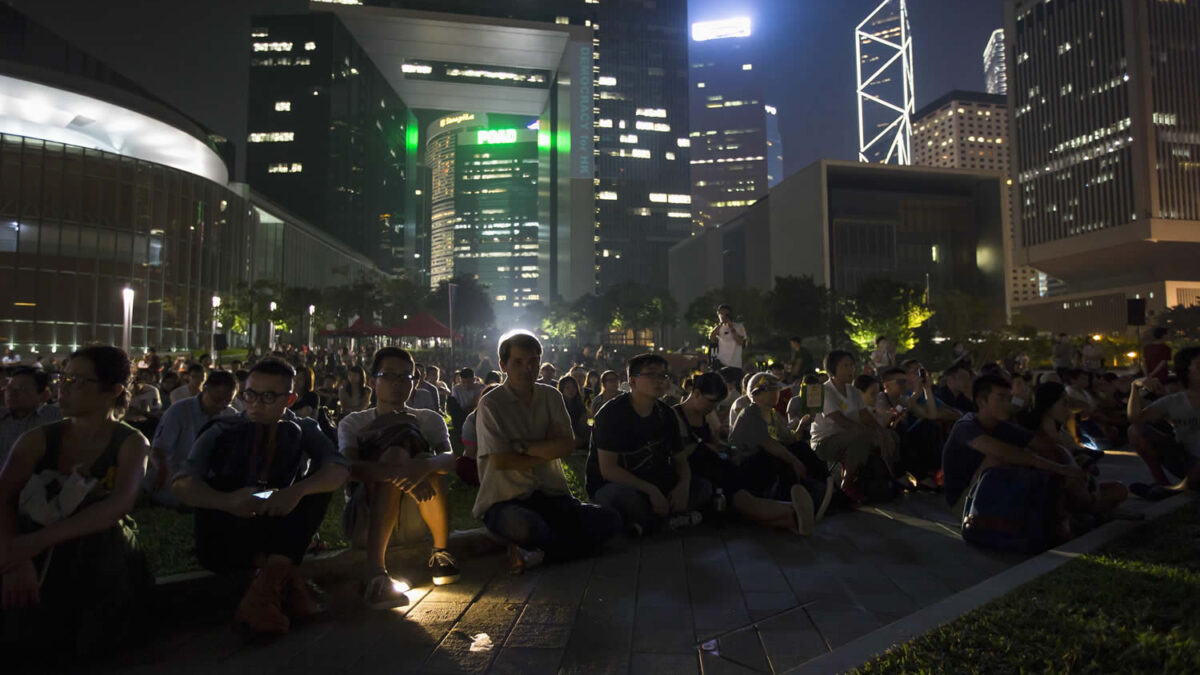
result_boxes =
[274,101,291,111]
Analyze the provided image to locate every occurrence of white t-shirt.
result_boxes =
[715,321,747,369]
[337,406,452,456]
[809,380,867,444]
[1147,392,1200,459]
[169,385,195,404]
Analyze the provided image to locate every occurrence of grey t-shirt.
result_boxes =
[472,383,574,517]
[729,406,795,462]
[1148,392,1200,459]
[337,406,452,457]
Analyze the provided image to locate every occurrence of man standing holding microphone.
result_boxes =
[709,304,748,370]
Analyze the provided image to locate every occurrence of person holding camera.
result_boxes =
[708,304,748,370]
[172,359,349,635]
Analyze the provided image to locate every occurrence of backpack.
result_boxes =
[961,466,1065,553]
[852,454,900,503]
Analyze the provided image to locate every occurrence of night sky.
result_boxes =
[11,0,1005,180]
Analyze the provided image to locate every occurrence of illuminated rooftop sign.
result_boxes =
[691,17,752,42]
[438,112,476,128]
[477,129,518,145]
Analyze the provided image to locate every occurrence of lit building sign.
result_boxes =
[691,17,752,41]
[477,129,518,145]
[438,113,476,129]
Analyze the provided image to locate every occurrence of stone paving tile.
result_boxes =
[630,651,701,675]
[632,602,697,654]
[487,647,564,675]
[559,593,637,675]
[803,598,884,650]
[755,608,830,672]
[699,650,764,675]
[525,558,595,605]
[504,603,577,650]
[716,626,771,673]
[742,590,802,622]
[422,602,524,673]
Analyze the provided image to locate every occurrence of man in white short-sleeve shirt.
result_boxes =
[337,347,460,610]
[709,304,748,370]
[1127,346,1200,497]
[808,350,894,503]
[473,331,620,573]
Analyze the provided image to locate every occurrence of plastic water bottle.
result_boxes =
[713,488,727,513]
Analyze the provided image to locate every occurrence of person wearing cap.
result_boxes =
[588,354,712,534]
[727,371,831,534]
[809,350,895,504]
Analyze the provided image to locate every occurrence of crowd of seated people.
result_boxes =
[3,324,1196,658]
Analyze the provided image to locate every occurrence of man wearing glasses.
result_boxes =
[172,359,349,635]
[588,354,712,534]
[337,347,461,610]
[0,367,61,467]
[145,369,237,506]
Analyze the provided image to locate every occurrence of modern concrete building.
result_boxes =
[689,17,781,231]
[669,160,1006,323]
[1006,0,1200,333]
[911,89,1048,313]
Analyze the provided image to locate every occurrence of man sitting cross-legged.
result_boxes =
[338,347,462,610]
[587,353,713,536]
[473,332,621,574]
[172,359,350,635]
[1127,346,1200,499]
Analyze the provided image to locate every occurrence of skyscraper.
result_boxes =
[912,90,1047,313]
[360,0,693,293]
[983,28,1007,96]
[246,12,417,276]
[426,114,541,324]
[856,0,915,165]
[1007,0,1200,332]
[689,17,780,230]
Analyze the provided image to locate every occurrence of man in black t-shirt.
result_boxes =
[942,375,1084,517]
[587,354,713,534]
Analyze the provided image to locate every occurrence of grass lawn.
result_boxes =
[135,452,590,576]
[853,500,1200,675]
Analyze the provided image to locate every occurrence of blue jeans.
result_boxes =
[593,477,713,533]
[483,491,621,562]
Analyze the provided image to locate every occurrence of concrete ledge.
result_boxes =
[785,493,1196,675]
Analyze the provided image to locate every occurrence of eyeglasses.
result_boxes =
[60,374,100,389]
[242,389,289,404]
[634,371,670,381]
[375,372,414,383]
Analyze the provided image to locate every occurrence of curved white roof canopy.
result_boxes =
[0,73,229,185]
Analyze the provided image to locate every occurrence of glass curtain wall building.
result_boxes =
[984,28,1007,96]
[689,17,779,230]
[0,6,384,355]
[360,0,691,293]
[246,11,418,278]
[1007,0,1200,332]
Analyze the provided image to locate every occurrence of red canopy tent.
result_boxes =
[318,317,389,337]
[388,311,452,339]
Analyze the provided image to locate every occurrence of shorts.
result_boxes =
[1138,423,1198,480]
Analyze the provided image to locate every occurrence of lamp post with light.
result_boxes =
[308,304,315,350]
[268,301,277,350]
[211,295,221,364]
[121,286,134,354]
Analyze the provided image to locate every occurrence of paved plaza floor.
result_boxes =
[78,452,1156,675]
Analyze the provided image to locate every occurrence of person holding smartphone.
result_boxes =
[708,304,748,370]
[172,359,350,635]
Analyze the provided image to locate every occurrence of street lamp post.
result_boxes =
[308,304,315,350]
[211,295,221,365]
[268,301,277,350]
[121,286,134,354]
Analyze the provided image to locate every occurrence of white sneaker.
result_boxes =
[790,484,816,536]
[507,544,545,575]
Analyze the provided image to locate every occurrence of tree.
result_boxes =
[683,287,769,348]
[427,275,496,348]
[766,275,841,344]
[844,278,933,352]
[928,289,1005,340]
[1158,305,1200,342]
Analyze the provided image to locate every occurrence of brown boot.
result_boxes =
[234,557,293,634]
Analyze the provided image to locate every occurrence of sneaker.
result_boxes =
[667,511,703,529]
[840,475,868,506]
[507,544,545,575]
[363,573,411,610]
[429,549,461,586]
[790,484,815,536]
